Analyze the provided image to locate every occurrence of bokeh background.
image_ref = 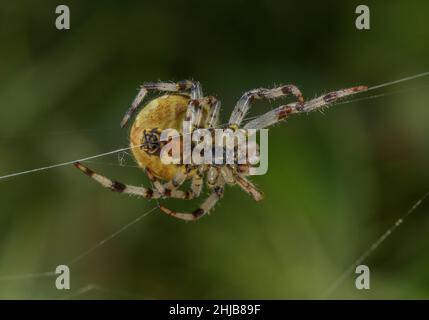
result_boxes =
[0,0,429,299]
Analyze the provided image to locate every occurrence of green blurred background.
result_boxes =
[0,0,429,299]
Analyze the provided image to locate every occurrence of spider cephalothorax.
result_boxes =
[74,80,366,221]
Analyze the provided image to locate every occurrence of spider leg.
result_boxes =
[161,169,201,199]
[167,172,204,200]
[228,85,304,127]
[184,96,220,130]
[235,175,264,202]
[145,168,186,198]
[120,80,202,127]
[206,166,219,187]
[188,169,204,197]
[74,162,160,199]
[158,185,224,221]
[158,175,224,221]
[199,96,221,128]
[145,168,166,194]
[163,171,187,193]
[183,99,203,133]
[146,167,204,200]
[220,167,235,184]
[243,85,368,130]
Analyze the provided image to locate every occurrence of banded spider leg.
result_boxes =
[229,84,305,127]
[243,85,368,130]
[120,80,203,128]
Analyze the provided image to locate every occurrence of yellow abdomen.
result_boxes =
[129,94,190,181]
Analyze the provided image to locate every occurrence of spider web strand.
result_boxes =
[322,190,429,298]
[0,206,156,282]
[0,145,141,181]
[68,206,157,266]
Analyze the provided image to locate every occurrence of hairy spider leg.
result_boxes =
[120,80,202,128]
[229,85,305,127]
[243,85,367,130]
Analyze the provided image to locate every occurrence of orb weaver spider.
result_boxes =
[74,80,366,221]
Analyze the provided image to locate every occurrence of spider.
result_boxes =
[74,80,366,221]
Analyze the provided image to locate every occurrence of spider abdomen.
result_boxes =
[130,94,201,181]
